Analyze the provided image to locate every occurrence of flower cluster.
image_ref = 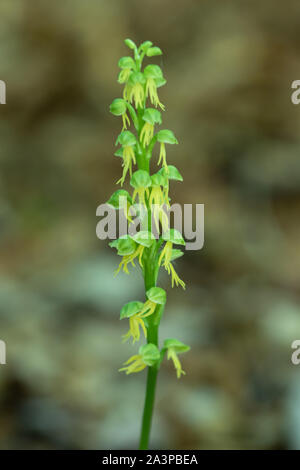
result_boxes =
[107,39,190,378]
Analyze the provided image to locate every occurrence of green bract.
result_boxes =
[115,130,136,147]
[107,190,132,209]
[132,231,156,248]
[142,108,162,125]
[163,339,190,354]
[120,301,144,319]
[162,228,185,245]
[146,46,163,57]
[158,165,183,181]
[157,129,178,145]
[140,344,160,366]
[130,170,152,189]
[146,287,166,305]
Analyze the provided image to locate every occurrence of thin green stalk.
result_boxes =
[139,258,158,449]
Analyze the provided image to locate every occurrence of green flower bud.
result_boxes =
[106,190,132,209]
[132,231,156,248]
[146,47,163,57]
[130,170,152,189]
[144,65,163,80]
[110,98,127,116]
[151,172,167,187]
[162,228,185,246]
[157,129,178,145]
[140,343,160,366]
[109,235,136,256]
[118,56,136,70]
[139,41,153,52]
[117,237,137,256]
[158,165,183,181]
[124,38,137,50]
[163,338,190,354]
[146,287,166,305]
[120,301,144,319]
[128,71,146,86]
[115,130,137,147]
[142,108,162,125]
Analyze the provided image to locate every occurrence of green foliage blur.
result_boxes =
[1,0,300,450]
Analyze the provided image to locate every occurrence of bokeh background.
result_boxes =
[1,0,300,450]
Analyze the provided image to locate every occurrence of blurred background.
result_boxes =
[1,0,300,450]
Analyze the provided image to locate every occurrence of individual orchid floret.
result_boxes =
[119,343,160,375]
[144,65,166,110]
[156,130,178,174]
[109,235,137,274]
[130,170,152,207]
[158,229,186,289]
[118,56,136,84]
[106,189,133,224]
[110,98,130,131]
[163,339,190,379]
[158,164,183,203]
[139,286,167,319]
[120,293,156,343]
[120,301,147,343]
[149,173,169,231]
[115,131,137,186]
[125,72,146,109]
[111,231,155,275]
[140,108,162,147]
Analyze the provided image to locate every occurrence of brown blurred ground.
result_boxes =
[1,0,300,449]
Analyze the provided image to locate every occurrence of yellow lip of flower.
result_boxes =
[115,244,145,275]
[121,112,131,131]
[158,241,186,289]
[117,145,136,186]
[167,348,186,379]
[129,82,145,108]
[146,77,165,110]
[118,68,132,84]
[122,300,157,344]
[119,354,147,375]
[140,122,154,147]
[132,186,149,207]
[149,188,168,232]
[157,142,169,173]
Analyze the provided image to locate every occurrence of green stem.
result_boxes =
[139,263,159,450]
